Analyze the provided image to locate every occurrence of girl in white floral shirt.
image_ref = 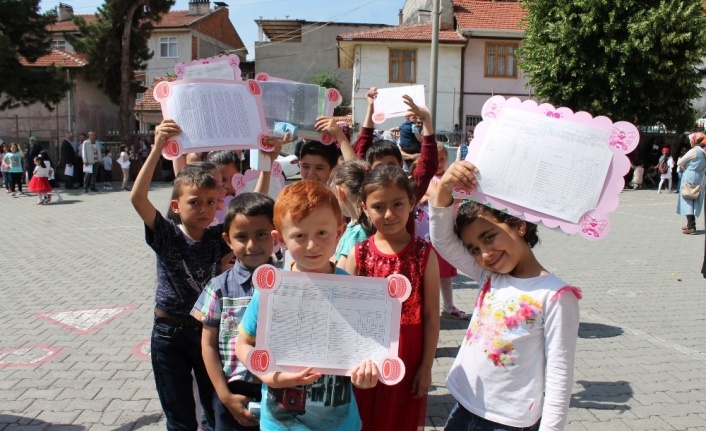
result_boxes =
[429,161,581,431]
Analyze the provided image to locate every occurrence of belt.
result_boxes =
[154,308,202,328]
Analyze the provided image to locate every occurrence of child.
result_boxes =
[629,161,645,190]
[429,161,581,431]
[298,140,340,183]
[235,180,379,431]
[130,119,233,431]
[28,155,53,204]
[102,149,113,190]
[656,148,675,193]
[4,143,24,196]
[354,89,439,235]
[419,143,468,320]
[40,150,63,203]
[192,192,278,431]
[118,145,131,191]
[331,159,370,269]
[344,165,440,431]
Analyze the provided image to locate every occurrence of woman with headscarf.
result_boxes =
[677,132,706,235]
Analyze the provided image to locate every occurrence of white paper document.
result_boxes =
[473,108,612,223]
[373,85,426,123]
[182,62,238,81]
[258,81,324,135]
[82,164,93,174]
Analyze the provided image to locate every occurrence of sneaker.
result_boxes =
[441,306,470,320]
[45,195,51,204]
[11,192,16,197]
[683,228,696,235]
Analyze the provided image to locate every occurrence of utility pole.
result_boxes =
[429,0,441,130]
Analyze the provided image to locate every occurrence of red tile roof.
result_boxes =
[454,0,526,32]
[337,23,466,44]
[135,76,177,111]
[19,48,88,68]
[49,10,215,33]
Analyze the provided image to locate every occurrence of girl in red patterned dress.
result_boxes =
[345,165,440,431]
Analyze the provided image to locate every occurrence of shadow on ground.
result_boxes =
[578,322,624,339]
[113,413,163,431]
[0,415,85,430]
[570,380,633,412]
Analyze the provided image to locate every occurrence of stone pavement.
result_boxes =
[0,184,705,431]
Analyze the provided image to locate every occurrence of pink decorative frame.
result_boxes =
[232,161,286,200]
[255,73,343,145]
[246,265,410,385]
[174,54,242,81]
[457,96,639,240]
[154,79,270,160]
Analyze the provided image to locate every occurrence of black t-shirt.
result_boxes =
[145,211,230,317]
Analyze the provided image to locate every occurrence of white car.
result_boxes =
[276,153,300,179]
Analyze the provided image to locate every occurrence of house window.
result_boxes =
[389,49,416,83]
[465,115,482,128]
[160,37,178,58]
[485,43,517,78]
[52,40,66,50]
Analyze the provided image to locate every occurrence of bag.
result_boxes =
[658,160,668,174]
[64,165,74,177]
[681,182,701,200]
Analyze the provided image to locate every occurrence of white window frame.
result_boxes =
[52,39,67,50]
[160,37,178,58]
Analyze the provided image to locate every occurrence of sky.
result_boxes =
[39,0,402,59]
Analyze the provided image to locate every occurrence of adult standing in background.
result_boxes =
[25,137,42,182]
[676,132,706,235]
[81,131,101,192]
[59,131,77,189]
[75,133,86,186]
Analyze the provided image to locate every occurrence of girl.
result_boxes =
[206,151,240,224]
[332,159,370,269]
[345,165,440,431]
[656,147,675,193]
[429,161,580,431]
[419,143,468,320]
[28,155,53,204]
[0,142,9,192]
[118,145,131,191]
[40,150,64,203]
[4,143,24,196]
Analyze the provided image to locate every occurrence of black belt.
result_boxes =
[154,308,202,328]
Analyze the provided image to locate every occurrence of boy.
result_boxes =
[298,140,340,183]
[192,193,278,431]
[131,119,232,431]
[235,180,379,431]
[102,149,113,190]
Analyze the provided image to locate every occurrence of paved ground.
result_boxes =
[1,182,705,431]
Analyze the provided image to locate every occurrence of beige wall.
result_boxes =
[147,30,192,82]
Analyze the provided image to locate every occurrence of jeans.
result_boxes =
[151,318,215,431]
[445,404,540,431]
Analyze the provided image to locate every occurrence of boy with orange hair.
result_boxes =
[235,180,379,430]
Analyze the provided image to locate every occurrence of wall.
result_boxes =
[350,42,463,133]
[255,23,387,104]
[146,30,191,82]
[462,38,533,120]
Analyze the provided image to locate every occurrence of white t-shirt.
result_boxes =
[429,203,580,431]
[659,156,674,179]
[117,151,131,169]
[103,156,113,171]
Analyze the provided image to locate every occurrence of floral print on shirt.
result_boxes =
[465,277,543,367]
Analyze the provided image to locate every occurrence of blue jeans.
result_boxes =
[151,318,215,431]
[445,404,540,431]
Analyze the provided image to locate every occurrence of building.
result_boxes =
[0,49,119,150]
[49,1,247,84]
[337,16,466,133]
[255,20,390,105]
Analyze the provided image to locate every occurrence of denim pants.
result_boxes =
[445,403,540,431]
[151,318,215,431]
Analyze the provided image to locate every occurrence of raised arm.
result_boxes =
[315,117,355,161]
[405,96,438,204]
[353,87,378,159]
[130,119,180,231]
[254,134,286,195]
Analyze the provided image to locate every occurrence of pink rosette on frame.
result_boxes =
[459,96,639,240]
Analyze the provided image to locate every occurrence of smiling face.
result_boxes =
[299,154,333,183]
[363,185,412,238]
[274,206,345,273]
[171,184,218,231]
[459,215,530,276]
[224,214,276,270]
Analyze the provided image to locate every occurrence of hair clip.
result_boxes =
[365,167,371,173]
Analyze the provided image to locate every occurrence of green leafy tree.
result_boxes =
[518,0,706,131]
[0,0,71,110]
[68,0,174,145]
[310,70,348,115]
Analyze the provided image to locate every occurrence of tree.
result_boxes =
[0,0,71,110]
[518,0,706,131]
[68,0,174,145]
[309,70,348,116]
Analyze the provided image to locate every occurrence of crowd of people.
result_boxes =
[128,87,581,431]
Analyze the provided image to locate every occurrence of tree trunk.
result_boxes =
[119,1,146,148]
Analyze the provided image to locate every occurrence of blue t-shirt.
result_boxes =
[240,267,362,431]
[335,222,368,261]
[398,120,421,154]
[145,211,231,317]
